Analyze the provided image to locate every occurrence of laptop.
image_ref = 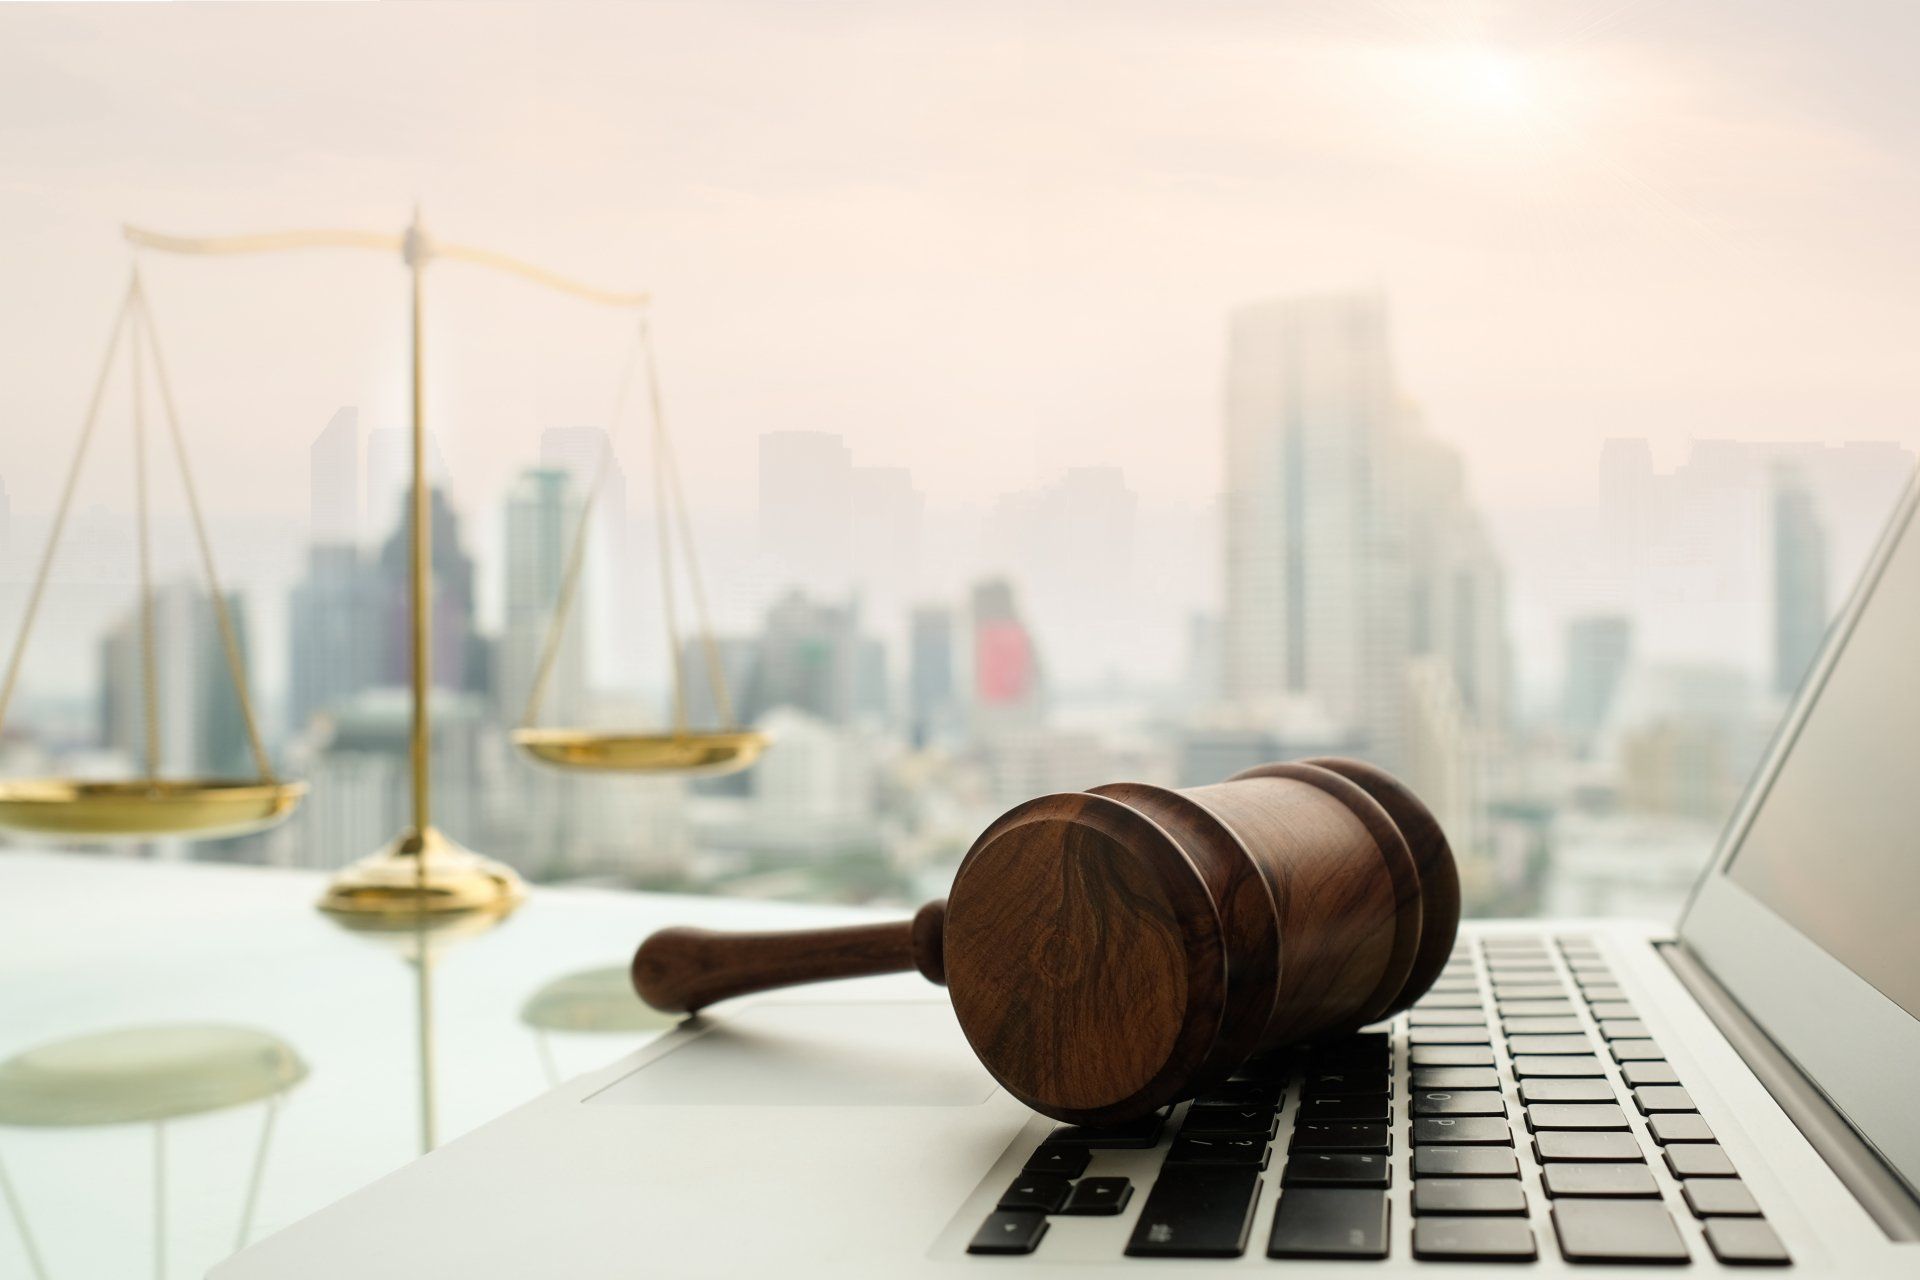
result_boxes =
[218,476,1920,1278]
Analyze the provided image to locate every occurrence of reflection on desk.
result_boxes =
[0,1024,307,1278]
[0,851,883,1279]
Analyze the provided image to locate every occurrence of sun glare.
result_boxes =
[1460,48,1529,113]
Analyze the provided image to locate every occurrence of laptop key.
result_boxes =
[1492,984,1566,1000]
[1507,1034,1593,1056]
[1527,1103,1630,1131]
[1541,1163,1660,1198]
[1282,1152,1390,1188]
[1704,1218,1790,1266]
[1664,1143,1737,1178]
[1412,1146,1518,1178]
[1315,1031,1390,1056]
[1409,1007,1487,1026]
[1125,1166,1260,1258]
[1413,1090,1507,1117]
[1410,1067,1500,1091]
[1266,1187,1389,1259]
[1412,1217,1537,1261]
[969,1210,1048,1255]
[1501,1016,1585,1036]
[1290,1122,1389,1154]
[1581,985,1628,1002]
[1303,1070,1390,1097]
[1296,1096,1390,1123]
[1192,1080,1282,1108]
[1409,1046,1495,1068]
[1181,1106,1278,1136]
[998,1173,1073,1212]
[1409,1026,1491,1045]
[1023,1145,1090,1177]
[1519,1077,1615,1104]
[1416,992,1485,1010]
[1534,1131,1644,1162]
[1588,1000,1637,1020]
[1167,1134,1269,1167]
[1684,1178,1761,1217]
[1648,1113,1715,1144]
[1512,1054,1605,1078]
[1622,1060,1680,1087]
[1551,1199,1689,1263]
[1498,999,1575,1017]
[1634,1085,1696,1114]
[1414,1117,1511,1146]
[1599,1020,1651,1041]
[1061,1176,1133,1216]
[1048,1113,1163,1147]
[1413,1179,1528,1215]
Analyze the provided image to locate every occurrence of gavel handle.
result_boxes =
[632,900,948,1013]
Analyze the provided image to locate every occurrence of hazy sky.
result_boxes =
[3,0,1917,533]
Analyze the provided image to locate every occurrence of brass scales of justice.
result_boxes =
[0,211,767,917]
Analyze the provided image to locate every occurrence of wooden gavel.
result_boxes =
[632,758,1458,1125]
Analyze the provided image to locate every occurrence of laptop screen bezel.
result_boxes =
[1678,466,1920,1200]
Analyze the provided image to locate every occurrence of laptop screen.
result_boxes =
[1721,497,1920,1020]
[1683,474,1920,1198]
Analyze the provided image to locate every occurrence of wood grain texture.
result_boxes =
[1187,771,1398,1047]
[1223,761,1424,1036]
[629,917,940,1013]
[1088,781,1281,1091]
[943,792,1226,1125]
[1303,756,1457,1018]
[626,756,1460,1124]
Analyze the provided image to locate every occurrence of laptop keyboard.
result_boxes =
[965,934,1792,1265]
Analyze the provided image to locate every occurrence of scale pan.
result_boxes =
[512,729,768,777]
[0,778,307,841]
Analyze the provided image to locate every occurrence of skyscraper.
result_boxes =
[971,577,1042,732]
[541,426,630,687]
[373,486,487,697]
[310,406,361,544]
[1402,426,1511,736]
[500,468,585,727]
[99,582,255,778]
[908,605,956,746]
[1771,469,1829,696]
[738,590,886,728]
[364,427,451,534]
[1221,292,1407,765]
[499,467,590,875]
[1563,614,1633,754]
[288,543,379,735]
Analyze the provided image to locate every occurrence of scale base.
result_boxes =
[317,827,525,922]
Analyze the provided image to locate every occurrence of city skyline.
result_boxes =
[1,278,1914,928]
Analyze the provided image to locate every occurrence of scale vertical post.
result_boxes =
[406,210,432,849]
[317,211,525,920]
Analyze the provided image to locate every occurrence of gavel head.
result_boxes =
[940,757,1456,1126]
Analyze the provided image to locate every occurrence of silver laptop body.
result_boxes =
[217,477,1920,1278]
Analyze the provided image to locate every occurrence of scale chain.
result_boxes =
[0,279,136,739]
[131,282,161,780]
[134,279,277,782]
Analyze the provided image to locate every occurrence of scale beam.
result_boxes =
[119,213,648,919]
[122,225,648,309]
